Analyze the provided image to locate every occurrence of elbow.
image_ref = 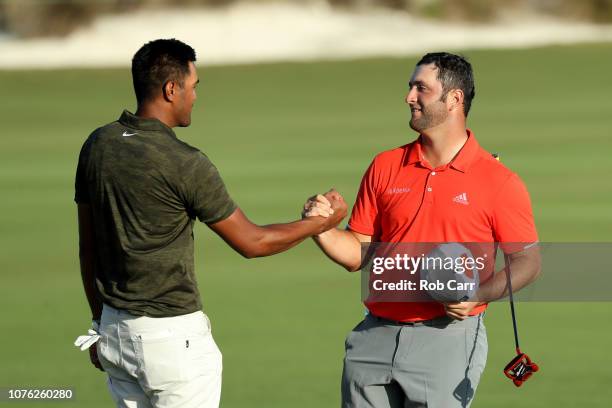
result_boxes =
[228,232,269,259]
[237,248,259,259]
[238,251,252,259]
[531,262,543,283]
[236,243,269,259]
[530,250,543,283]
[344,262,362,273]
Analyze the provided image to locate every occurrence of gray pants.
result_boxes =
[341,313,487,408]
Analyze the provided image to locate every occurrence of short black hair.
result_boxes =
[131,39,196,104]
[417,52,475,116]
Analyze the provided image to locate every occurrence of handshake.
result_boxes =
[302,189,348,234]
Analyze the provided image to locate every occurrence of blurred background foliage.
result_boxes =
[1,0,612,39]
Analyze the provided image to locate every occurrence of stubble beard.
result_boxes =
[409,101,448,133]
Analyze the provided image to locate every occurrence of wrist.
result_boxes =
[474,289,489,305]
[303,215,328,236]
[314,225,336,239]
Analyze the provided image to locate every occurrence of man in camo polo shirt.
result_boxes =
[74,38,347,408]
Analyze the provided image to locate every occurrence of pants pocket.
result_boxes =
[182,332,223,381]
[97,330,121,370]
[134,329,184,391]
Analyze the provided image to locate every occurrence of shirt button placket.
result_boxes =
[425,171,435,204]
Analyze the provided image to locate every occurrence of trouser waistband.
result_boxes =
[368,312,477,327]
[101,304,209,331]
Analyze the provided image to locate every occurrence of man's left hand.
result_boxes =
[443,301,481,320]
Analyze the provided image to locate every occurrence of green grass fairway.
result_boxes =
[1,44,611,407]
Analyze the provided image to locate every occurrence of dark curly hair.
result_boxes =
[417,52,475,117]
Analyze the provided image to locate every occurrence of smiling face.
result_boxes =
[405,63,449,132]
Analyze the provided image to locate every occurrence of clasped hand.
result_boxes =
[302,189,347,231]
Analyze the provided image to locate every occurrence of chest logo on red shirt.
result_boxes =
[387,187,411,194]
[452,192,470,206]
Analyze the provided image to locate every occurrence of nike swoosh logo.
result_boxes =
[122,131,138,137]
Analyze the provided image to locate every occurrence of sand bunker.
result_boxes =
[1,2,612,69]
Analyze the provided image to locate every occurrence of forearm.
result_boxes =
[477,247,541,303]
[313,228,363,272]
[211,199,348,259]
[77,204,102,321]
[244,217,329,258]
[79,251,102,321]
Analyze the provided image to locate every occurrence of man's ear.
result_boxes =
[162,80,177,102]
[448,89,464,112]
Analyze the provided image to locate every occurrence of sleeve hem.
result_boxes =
[203,202,238,225]
[500,241,539,255]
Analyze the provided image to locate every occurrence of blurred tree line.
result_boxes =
[1,0,612,38]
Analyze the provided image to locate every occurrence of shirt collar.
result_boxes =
[118,110,175,134]
[406,129,480,173]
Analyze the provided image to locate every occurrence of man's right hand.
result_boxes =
[302,189,367,271]
[90,345,104,371]
[302,189,348,232]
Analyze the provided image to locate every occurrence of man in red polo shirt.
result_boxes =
[303,53,541,407]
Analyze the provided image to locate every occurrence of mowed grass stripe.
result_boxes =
[0,43,610,407]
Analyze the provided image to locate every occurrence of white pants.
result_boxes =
[98,304,222,408]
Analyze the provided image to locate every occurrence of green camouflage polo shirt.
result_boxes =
[75,110,236,317]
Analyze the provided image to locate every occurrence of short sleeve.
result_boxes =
[74,137,92,204]
[348,159,379,236]
[492,173,538,253]
[183,153,237,224]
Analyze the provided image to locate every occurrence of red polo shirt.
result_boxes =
[348,130,538,322]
